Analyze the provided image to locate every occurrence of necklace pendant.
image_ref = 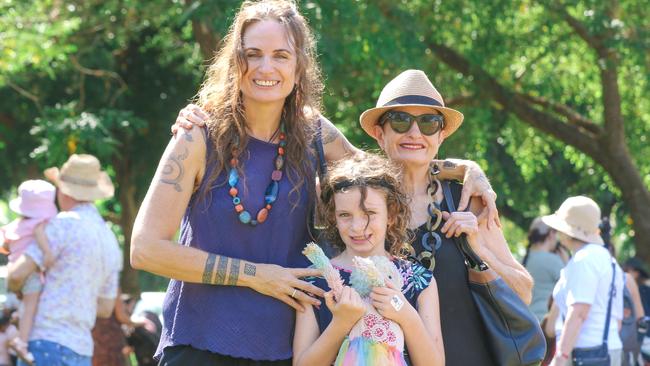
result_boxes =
[264,181,279,204]
[228,168,239,186]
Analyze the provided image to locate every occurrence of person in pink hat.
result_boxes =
[0,179,58,365]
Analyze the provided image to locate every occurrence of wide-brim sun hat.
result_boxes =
[44,154,114,201]
[8,179,58,219]
[359,69,464,140]
[541,196,604,245]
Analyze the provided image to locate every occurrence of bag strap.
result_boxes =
[313,117,327,182]
[603,259,616,345]
[441,180,489,271]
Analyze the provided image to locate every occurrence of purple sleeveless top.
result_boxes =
[155,133,315,361]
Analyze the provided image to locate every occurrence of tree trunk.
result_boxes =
[598,146,650,260]
[114,156,140,295]
[183,0,220,61]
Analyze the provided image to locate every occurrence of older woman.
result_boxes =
[134,1,497,365]
[359,69,533,365]
[543,196,624,366]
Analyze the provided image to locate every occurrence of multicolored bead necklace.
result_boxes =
[228,124,287,226]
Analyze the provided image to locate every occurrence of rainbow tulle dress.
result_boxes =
[303,244,408,366]
[334,301,407,366]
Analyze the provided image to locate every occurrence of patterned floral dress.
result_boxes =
[309,258,433,365]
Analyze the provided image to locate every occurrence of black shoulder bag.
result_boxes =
[441,180,546,366]
[571,260,616,366]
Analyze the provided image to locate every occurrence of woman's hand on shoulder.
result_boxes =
[326,286,366,329]
[370,281,417,326]
[437,159,500,229]
[170,104,210,135]
[249,264,325,312]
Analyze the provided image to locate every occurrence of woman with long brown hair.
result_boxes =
[132,2,328,364]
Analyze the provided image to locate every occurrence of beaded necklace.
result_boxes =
[412,163,443,271]
[227,123,287,226]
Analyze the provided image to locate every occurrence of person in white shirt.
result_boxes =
[7,154,122,366]
[544,196,624,366]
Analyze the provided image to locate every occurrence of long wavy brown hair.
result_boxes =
[319,154,413,257]
[196,0,323,206]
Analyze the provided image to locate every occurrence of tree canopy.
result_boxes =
[1,0,648,292]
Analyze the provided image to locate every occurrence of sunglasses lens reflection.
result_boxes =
[382,111,444,136]
[417,115,444,135]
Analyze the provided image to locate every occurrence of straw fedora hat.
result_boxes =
[359,69,464,140]
[541,196,604,245]
[44,154,114,201]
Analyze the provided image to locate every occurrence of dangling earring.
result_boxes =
[430,153,441,176]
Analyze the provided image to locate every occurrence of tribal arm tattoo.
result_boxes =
[436,158,493,191]
[201,254,257,286]
[227,259,240,286]
[321,121,342,145]
[160,147,189,192]
[320,119,358,159]
[435,159,464,181]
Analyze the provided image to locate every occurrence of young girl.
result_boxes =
[0,179,57,365]
[293,154,444,366]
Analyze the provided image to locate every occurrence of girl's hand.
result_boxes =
[248,263,325,312]
[440,211,481,253]
[170,104,210,135]
[326,286,366,329]
[370,281,417,326]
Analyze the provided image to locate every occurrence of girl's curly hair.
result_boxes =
[319,153,412,257]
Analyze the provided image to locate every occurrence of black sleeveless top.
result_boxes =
[409,181,496,366]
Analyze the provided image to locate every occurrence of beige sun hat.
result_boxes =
[541,196,604,245]
[44,154,114,201]
[359,69,464,140]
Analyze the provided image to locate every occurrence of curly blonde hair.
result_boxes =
[319,154,412,257]
[196,0,323,206]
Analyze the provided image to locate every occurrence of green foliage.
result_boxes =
[30,103,148,164]
[1,0,648,282]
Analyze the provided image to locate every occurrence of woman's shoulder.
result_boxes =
[166,126,208,162]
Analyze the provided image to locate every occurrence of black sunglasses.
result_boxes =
[379,110,445,136]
